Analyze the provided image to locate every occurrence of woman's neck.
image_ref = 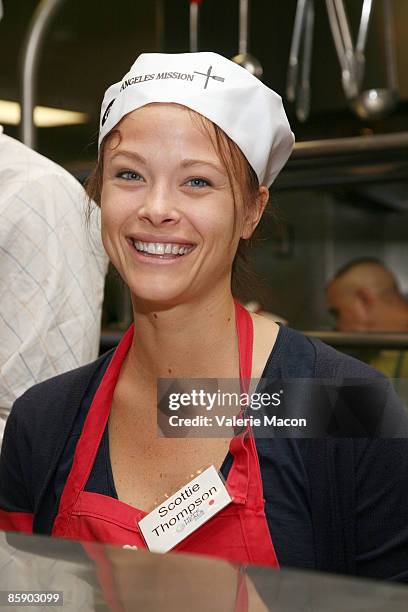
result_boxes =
[126,292,239,381]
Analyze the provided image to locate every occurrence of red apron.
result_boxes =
[52,302,279,569]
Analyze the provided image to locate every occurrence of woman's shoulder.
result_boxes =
[257,319,381,379]
[307,334,386,380]
[276,325,386,380]
[10,349,115,428]
[283,327,408,437]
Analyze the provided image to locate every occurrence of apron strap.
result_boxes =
[234,301,253,389]
[54,325,135,528]
[226,302,255,504]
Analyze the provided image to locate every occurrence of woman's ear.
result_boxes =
[241,186,269,240]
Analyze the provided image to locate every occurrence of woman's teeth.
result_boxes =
[131,240,194,256]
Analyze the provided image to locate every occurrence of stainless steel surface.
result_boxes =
[189,0,199,53]
[286,0,308,102]
[296,0,314,122]
[351,0,399,120]
[305,331,408,348]
[2,531,408,611]
[20,0,68,149]
[291,130,408,158]
[352,87,398,119]
[231,0,263,78]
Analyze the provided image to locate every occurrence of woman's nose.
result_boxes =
[137,186,180,226]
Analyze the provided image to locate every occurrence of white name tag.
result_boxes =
[138,465,232,553]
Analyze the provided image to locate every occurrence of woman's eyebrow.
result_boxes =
[107,152,225,175]
[180,158,225,174]
[108,150,147,164]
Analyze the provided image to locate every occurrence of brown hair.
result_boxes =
[85,108,266,297]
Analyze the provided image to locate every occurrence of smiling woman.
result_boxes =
[90,103,266,307]
[1,52,408,583]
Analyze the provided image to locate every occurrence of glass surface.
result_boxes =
[1,531,407,611]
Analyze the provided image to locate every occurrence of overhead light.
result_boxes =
[0,100,89,127]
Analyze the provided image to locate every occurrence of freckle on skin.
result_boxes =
[227,317,231,322]
[153,313,158,319]
[168,368,172,374]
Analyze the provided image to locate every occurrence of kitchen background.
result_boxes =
[1,0,407,331]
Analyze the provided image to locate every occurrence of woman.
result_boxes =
[1,52,407,580]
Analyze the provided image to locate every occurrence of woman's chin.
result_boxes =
[129,285,193,309]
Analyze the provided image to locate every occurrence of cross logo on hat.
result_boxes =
[193,66,225,89]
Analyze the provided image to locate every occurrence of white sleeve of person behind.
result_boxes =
[138,465,232,553]
[0,141,108,419]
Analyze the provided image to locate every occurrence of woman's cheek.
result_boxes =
[101,186,131,234]
[100,201,123,263]
[193,202,235,236]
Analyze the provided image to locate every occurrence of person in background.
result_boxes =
[0,127,108,444]
[326,257,408,378]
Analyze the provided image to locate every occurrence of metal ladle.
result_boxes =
[351,0,399,120]
[231,0,263,78]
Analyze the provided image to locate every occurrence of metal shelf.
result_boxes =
[304,331,408,349]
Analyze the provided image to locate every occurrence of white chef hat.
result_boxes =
[98,52,294,187]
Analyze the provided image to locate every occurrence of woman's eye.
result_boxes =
[117,170,144,181]
[185,177,211,188]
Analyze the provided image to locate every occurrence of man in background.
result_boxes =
[0,127,108,444]
[326,258,408,378]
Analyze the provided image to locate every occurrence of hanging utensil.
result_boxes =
[189,0,202,53]
[354,0,374,90]
[351,0,399,120]
[296,0,314,122]
[286,0,308,102]
[333,0,356,84]
[325,0,358,99]
[231,0,263,78]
